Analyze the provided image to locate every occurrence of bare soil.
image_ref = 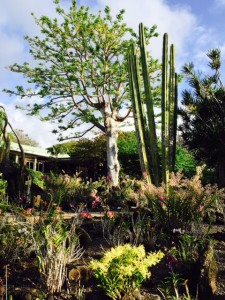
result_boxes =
[1,217,225,300]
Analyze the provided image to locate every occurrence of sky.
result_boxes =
[1,0,225,147]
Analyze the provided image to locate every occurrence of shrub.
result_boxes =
[0,177,7,201]
[26,169,45,189]
[41,172,92,209]
[144,167,223,233]
[95,176,146,209]
[0,221,33,265]
[101,209,155,248]
[90,244,164,299]
[32,216,84,293]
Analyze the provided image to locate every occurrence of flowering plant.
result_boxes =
[145,168,220,232]
[80,211,92,219]
[90,244,164,299]
[90,190,101,209]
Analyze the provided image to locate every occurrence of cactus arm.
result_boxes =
[139,23,160,185]
[171,72,178,171]
[161,33,170,186]
[168,44,176,171]
[128,45,152,183]
[168,45,178,172]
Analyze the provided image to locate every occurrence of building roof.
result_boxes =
[10,142,69,159]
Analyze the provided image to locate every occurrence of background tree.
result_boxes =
[0,107,10,164]
[52,131,196,180]
[49,132,140,179]
[117,131,141,178]
[179,48,225,186]
[0,106,25,200]
[47,144,64,158]
[174,146,197,178]
[11,129,39,147]
[5,0,158,186]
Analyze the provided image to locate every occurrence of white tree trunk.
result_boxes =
[105,116,120,186]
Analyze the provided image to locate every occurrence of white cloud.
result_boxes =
[0,0,59,147]
[94,0,225,74]
[1,99,58,148]
[94,0,197,66]
[0,0,56,34]
[214,0,225,8]
[0,0,57,72]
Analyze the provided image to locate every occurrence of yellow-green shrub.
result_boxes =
[90,244,164,299]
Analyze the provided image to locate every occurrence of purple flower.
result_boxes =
[166,254,177,269]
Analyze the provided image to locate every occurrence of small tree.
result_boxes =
[179,49,225,186]
[0,106,25,200]
[5,0,158,186]
[11,129,39,147]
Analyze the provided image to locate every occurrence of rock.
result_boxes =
[23,293,32,300]
[147,294,161,300]
[69,265,90,284]
[12,287,46,300]
[46,293,54,300]
[0,277,5,299]
[141,292,161,300]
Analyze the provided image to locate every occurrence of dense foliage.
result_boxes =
[49,132,197,180]
[179,48,225,186]
[90,244,164,299]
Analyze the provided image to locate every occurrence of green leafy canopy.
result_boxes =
[179,48,225,186]
[4,0,159,141]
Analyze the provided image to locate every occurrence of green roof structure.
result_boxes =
[10,142,69,159]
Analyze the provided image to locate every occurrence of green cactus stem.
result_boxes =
[128,25,178,188]
[139,23,160,186]
[128,44,152,184]
[161,33,170,186]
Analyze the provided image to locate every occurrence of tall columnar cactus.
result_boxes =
[161,33,170,185]
[128,24,178,187]
[168,44,178,172]
[128,44,152,184]
[139,23,160,186]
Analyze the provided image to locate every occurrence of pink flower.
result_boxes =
[142,171,148,178]
[199,205,204,212]
[159,196,166,207]
[92,201,97,208]
[92,195,101,208]
[95,196,100,202]
[166,254,177,269]
[106,211,115,219]
[86,212,92,218]
[80,211,92,219]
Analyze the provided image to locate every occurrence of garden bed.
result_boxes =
[1,213,225,300]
